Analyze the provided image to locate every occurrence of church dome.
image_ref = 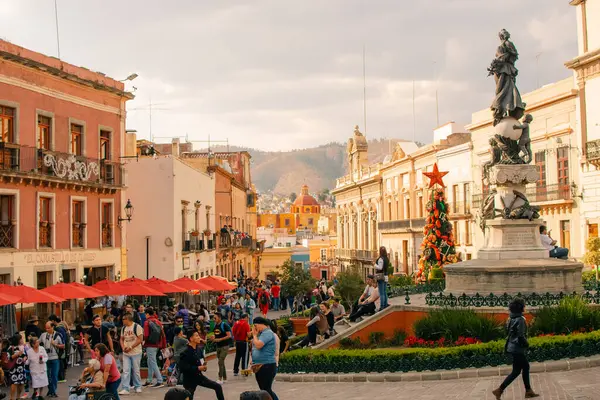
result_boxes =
[293,184,319,206]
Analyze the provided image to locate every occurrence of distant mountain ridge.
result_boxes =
[204,139,410,194]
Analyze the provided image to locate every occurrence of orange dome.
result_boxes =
[293,184,319,206]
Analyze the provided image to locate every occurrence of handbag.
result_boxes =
[374,273,385,282]
[1,350,16,370]
[250,363,263,374]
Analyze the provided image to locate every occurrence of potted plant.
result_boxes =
[190,230,200,237]
[280,258,315,335]
[203,229,212,236]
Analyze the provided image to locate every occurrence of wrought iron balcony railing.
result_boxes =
[72,223,85,248]
[0,143,123,187]
[378,218,426,231]
[39,222,52,248]
[0,222,15,248]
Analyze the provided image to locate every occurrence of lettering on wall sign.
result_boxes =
[24,252,97,265]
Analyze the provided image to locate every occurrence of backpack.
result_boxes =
[147,320,162,345]
[56,325,70,359]
[260,294,269,305]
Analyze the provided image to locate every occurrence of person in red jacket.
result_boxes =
[271,282,281,311]
[232,313,251,376]
[258,289,270,318]
[142,307,167,388]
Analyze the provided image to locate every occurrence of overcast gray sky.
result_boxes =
[0,0,576,151]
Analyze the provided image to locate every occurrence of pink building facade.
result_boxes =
[0,40,133,308]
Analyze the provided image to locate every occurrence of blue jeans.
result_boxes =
[550,247,569,259]
[106,378,121,400]
[288,297,294,311]
[378,280,389,309]
[145,347,162,384]
[273,297,280,311]
[46,359,59,395]
[121,353,142,391]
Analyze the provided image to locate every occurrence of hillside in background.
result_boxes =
[206,138,411,194]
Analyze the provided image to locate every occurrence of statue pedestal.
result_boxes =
[478,219,548,260]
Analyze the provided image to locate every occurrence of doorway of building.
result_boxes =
[321,270,328,280]
[402,240,409,275]
[36,270,54,321]
[83,266,113,286]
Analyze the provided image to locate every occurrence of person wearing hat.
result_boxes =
[232,313,251,376]
[25,315,42,340]
[250,317,279,400]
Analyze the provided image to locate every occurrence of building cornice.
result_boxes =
[565,47,600,70]
[466,89,578,132]
[569,0,585,5]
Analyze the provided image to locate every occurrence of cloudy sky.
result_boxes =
[0,0,577,151]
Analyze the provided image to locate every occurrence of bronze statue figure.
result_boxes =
[488,29,526,126]
[514,114,533,164]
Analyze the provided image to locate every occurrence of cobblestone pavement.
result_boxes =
[45,356,600,400]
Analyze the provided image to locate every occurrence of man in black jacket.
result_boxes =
[178,330,224,400]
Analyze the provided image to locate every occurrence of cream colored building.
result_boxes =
[468,78,582,257]
[332,126,382,278]
[566,0,600,241]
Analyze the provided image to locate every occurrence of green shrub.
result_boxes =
[389,275,415,288]
[337,330,407,350]
[530,296,600,335]
[279,330,600,374]
[369,331,385,344]
[414,308,504,342]
[583,270,596,283]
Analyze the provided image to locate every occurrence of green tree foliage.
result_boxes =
[280,258,315,308]
[335,265,365,308]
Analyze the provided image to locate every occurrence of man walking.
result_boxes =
[143,307,166,388]
[119,313,144,395]
[210,313,232,384]
[85,314,114,353]
[179,330,224,400]
[232,313,251,376]
[271,281,281,311]
[49,314,69,382]
[40,322,64,398]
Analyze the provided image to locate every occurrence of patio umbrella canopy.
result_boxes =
[0,292,20,306]
[94,278,165,296]
[197,276,235,291]
[146,277,188,293]
[171,276,212,291]
[4,284,65,303]
[41,282,105,300]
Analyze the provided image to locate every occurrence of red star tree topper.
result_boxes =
[416,163,457,283]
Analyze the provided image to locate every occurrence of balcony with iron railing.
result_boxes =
[0,221,15,248]
[586,139,600,165]
[101,224,112,247]
[472,183,572,209]
[378,218,426,232]
[183,234,217,253]
[39,222,52,248]
[72,223,85,248]
[0,143,123,187]
[335,248,378,262]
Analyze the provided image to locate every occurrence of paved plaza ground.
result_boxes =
[40,354,600,400]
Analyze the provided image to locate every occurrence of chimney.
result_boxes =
[172,138,180,157]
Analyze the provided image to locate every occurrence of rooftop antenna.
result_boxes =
[54,0,61,59]
[535,52,543,88]
[412,80,416,143]
[433,60,439,127]
[363,44,367,135]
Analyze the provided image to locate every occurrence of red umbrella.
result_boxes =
[0,292,20,306]
[41,282,105,300]
[171,276,212,291]
[119,277,147,285]
[93,279,165,296]
[145,277,187,293]
[4,284,65,303]
[197,276,235,291]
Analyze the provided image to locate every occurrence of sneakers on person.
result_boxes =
[143,382,152,387]
[216,380,223,384]
[151,382,165,388]
[233,372,239,377]
[118,390,130,395]
[135,388,142,393]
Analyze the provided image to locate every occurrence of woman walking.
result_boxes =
[251,317,279,400]
[7,334,27,400]
[25,337,48,399]
[492,298,539,399]
[374,246,390,311]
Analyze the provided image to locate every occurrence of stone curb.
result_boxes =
[275,355,600,383]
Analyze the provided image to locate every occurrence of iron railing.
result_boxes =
[101,224,112,247]
[424,291,600,307]
[586,139,600,162]
[72,223,85,247]
[39,222,52,247]
[0,222,15,248]
[0,143,123,186]
[378,218,426,231]
[335,248,377,262]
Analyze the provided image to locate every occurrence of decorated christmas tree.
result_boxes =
[416,163,458,282]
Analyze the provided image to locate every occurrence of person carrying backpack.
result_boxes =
[143,307,166,388]
[210,312,232,384]
[119,313,144,395]
[258,290,270,318]
[49,315,70,383]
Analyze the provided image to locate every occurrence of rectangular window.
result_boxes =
[100,130,111,160]
[557,147,570,188]
[308,218,314,225]
[70,124,83,156]
[418,196,423,218]
[39,197,52,248]
[284,218,290,227]
[466,253,472,260]
[388,202,392,221]
[37,115,51,150]
[404,198,411,220]
[101,203,112,247]
[0,194,15,248]
[453,221,461,245]
[464,183,471,214]
[0,106,15,143]
[72,200,84,248]
[465,220,472,245]
[535,151,547,201]
[452,185,459,213]
[320,248,327,262]
[560,220,571,251]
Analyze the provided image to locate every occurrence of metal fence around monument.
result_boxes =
[423,291,600,308]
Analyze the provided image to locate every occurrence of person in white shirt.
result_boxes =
[352,275,374,314]
[540,225,569,259]
[348,281,380,322]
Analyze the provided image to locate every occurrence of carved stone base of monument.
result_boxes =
[478,219,548,260]
[444,259,583,295]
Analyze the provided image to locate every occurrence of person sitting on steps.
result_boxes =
[539,225,569,259]
[348,280,379,322]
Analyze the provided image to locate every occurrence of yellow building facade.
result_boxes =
[259,247,294,281]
